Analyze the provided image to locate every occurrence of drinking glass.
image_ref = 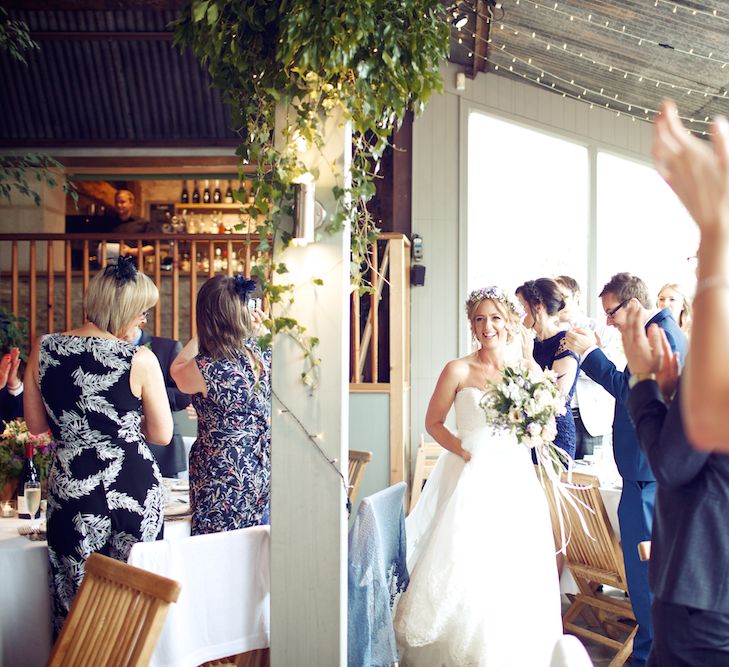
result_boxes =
[24,481,41,537]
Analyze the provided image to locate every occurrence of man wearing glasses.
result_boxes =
[565,272,687,667]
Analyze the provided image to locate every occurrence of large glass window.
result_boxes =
[468,111,699,323]
[596,151,698,305]
[468,112,589,298]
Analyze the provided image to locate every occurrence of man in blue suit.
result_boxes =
[565,272,687,667]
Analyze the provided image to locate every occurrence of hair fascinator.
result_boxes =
[233,274,257,299]
[107,255,137,285]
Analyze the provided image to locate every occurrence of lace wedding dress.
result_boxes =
[394,387,562,666]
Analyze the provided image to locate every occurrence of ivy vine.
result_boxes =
[173,0,450,387]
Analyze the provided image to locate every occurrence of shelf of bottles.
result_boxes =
[140,178,265,277]
[174,178,257,234]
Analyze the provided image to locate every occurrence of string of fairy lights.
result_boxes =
[449,0,729,134]
[487,20,729,102]
[511,0,729,67]
[652,0,729,24]
[273,389,352,513]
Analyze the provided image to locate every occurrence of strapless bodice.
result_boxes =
[454,387,490,436]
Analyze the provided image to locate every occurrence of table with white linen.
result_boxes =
[0,502,191,667]
[128,525,271,667]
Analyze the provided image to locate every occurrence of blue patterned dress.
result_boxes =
[533,330,579,459]
[189,339,272,535]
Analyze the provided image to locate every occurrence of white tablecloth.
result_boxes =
[0,511,191,667]
[128,526,271,667]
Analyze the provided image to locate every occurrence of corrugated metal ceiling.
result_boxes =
[0,9,238,146]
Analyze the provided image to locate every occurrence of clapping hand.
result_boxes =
[622,305,679,402]
[564,327,597,356]
[654,100,729,238]
[0,347,21,391]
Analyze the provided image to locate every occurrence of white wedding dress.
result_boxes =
[394,387,562,666]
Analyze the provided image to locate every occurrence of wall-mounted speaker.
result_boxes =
[411,264,426,286]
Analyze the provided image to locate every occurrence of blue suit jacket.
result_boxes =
[580,308,687,481]
[0,387,23,422]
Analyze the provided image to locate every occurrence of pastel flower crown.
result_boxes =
[465,286,526,320]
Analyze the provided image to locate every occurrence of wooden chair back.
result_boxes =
[47,552,181,667]
[408,435,444,513]
[348,449,373,504]
[541,470,637,667]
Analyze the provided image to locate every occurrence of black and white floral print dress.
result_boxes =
[40,334,164,634]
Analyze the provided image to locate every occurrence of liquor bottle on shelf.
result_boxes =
[192,180,201,204]
[213,179,222,204]
[180,180,189,203]
[213,247,223,272]
[224,180,234,204]
[17,444,40,520]
[203,179,212,204]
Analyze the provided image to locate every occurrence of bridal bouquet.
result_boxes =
[480,364,590,550]
[480,363,566,451]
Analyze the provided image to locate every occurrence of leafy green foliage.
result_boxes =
[0,305,28,360]
[173,0,449,386]
[0,12,77,207]
[0,7,37,64]
[0,154,78,207]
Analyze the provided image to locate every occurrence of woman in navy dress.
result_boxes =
[171,275,271,535]
[23,258,173,633]
[516,278,579,459]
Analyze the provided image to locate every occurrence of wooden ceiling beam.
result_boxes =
[469,0,490,79]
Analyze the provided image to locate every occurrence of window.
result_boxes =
[468,112,589,298]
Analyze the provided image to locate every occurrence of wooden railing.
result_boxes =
[0,231,412,484]
[349,233,411,484]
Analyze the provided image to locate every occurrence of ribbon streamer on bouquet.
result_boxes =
[534,444,595,554]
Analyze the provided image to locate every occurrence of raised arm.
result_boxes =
[22,338,50,434]
[170,337,206,396]
[424,360,471,462]
[653,100,729,449]
[131,347,173,446]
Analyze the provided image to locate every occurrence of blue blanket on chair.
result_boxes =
[348,481,409,667]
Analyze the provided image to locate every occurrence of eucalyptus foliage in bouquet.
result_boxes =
[480,364,566,452]
[0,418,55,489]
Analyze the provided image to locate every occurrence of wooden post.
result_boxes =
[389,236,408,485]
[270,107,350,666]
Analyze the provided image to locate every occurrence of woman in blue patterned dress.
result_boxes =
[23,257,173,633]
[171,275,271,535]
[516,278,579,459]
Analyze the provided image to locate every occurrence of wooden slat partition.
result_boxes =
[46,241,55,333]
[2,231,412,500]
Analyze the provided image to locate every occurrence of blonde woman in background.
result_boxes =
[656,282,692,336]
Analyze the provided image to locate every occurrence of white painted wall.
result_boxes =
[410,63,655,467]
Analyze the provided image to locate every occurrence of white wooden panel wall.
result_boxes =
[410,62,654,465]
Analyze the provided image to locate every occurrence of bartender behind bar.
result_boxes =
[109,189,154,258]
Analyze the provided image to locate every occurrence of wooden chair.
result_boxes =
[47,552,181,667]
[542,471,637,667]
[348,449,373,504]
[408,435,444,513]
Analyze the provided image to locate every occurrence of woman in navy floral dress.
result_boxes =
[516,278,579,459]
[171,275,271,535]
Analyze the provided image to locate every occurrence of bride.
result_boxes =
[394,286,562,666]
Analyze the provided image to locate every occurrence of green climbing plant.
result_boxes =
[0,8,77,206]
[173,0,450,387]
